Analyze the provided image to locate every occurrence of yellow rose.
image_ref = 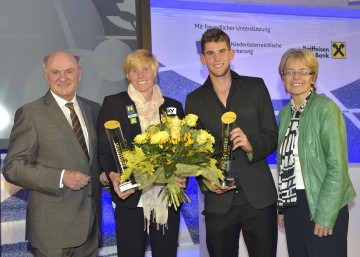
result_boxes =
[167,116,182,129]
[208,133,215,144]
[185,114,198,127]
[196,129,209,145]
[170,127,181,140]
[146,124,159,134]
[150,131,170,144]
[134,133,148,144]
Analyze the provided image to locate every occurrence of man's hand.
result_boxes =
[230,127,253,152]
[202,178,236,194]
[109,171,135,200]
[63,170,91,190]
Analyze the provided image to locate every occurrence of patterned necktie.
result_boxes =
[65,102,90,161]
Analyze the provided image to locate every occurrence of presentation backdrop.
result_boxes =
[150,2,360,256]
[1,1,359,256]
[150,2,360,164]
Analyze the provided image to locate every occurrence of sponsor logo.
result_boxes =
[167,107,177,115]
[332,42,346,59]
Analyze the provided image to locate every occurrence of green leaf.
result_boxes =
[164,162,177,179]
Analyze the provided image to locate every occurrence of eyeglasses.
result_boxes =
[281,70,315,77]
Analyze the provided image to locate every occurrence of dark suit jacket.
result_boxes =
[185,71,278,214]
[97,92,184,208]
[3,90,102,249]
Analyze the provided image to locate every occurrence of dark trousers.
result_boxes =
[284,190,349,257]
[115,205,180,257]
[205,203,277,257]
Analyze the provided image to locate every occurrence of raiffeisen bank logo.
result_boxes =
[331,42,346,59]
[303,45,331,58]
[303,43,347,59]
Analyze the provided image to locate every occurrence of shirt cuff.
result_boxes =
[59,170,65,188]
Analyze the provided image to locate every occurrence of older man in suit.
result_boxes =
[3,51,102,257]
[185,28,278,257]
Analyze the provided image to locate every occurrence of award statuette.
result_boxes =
[219,111,237,187]
[104,120,138,192]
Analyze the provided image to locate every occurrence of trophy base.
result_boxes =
[220,178,235,187]
[119,181,138,192]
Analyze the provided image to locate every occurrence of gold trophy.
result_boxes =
[104,120,138,192]
[219,112,237,187]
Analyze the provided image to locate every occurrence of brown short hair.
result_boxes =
[200,28,231,54]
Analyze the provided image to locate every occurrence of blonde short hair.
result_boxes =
[123,49,159,80]
[278,48,319,89]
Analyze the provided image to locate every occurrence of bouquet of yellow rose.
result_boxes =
[121,113,224,210]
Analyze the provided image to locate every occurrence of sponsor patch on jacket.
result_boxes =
[126,104,138,124]
[126,104,136,114]
[130,117,137,124]
[166,107,177,115]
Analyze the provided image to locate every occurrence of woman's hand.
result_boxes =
[278,213,285,229]
[314,223,333,237]
[99,171,109,186]
[175,174,187,189]
[99,171,111,192]
[109,171,135,200]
